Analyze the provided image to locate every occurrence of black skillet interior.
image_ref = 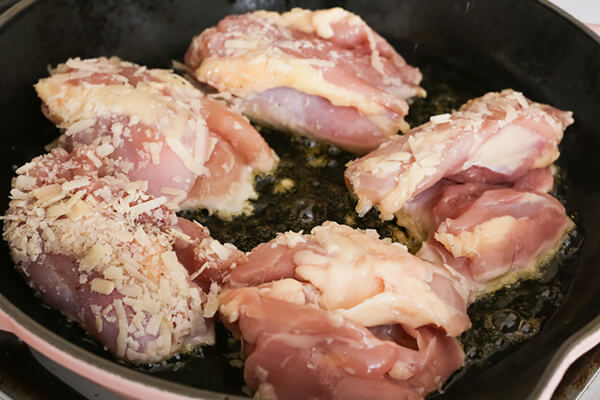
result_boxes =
[0,0,599,399]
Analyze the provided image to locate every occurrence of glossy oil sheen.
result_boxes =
[0,1,599,399]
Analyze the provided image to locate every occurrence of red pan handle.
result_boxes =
[588,23,600,35]
[0,308,16,333]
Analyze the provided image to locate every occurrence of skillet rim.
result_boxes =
[0,0,599,399]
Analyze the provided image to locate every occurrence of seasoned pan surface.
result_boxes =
[0,1,599,399]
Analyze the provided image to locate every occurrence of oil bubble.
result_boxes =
[492,310,520,333]
[295,200,314,221]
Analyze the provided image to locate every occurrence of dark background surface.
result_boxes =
[0,0,599,399]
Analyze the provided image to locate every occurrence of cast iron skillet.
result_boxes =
[0,0,600,399]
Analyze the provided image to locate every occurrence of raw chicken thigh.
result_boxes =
[35,57,278,217]
[185,8,425,153]
[345,88,574,297]
[2,146,241,363]
[345,90,573,219]
[218,222,469,400]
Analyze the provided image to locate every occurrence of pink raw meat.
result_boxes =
[185,8,425,153]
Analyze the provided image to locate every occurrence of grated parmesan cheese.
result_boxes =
[129,196,167,216]
[80,243,111,272]
[90,278,115,295]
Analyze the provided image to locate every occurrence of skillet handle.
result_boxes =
[527,314,600,400]
[588,23,600,35]
[0,307,16,333]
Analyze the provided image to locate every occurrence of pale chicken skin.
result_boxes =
[2,146,244,363]
[35,57,278,217]
[185,7,425,153]
[417,185,574,293]
[216,221,469,400]
[229,221,471,336]
[345,90,574,220]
